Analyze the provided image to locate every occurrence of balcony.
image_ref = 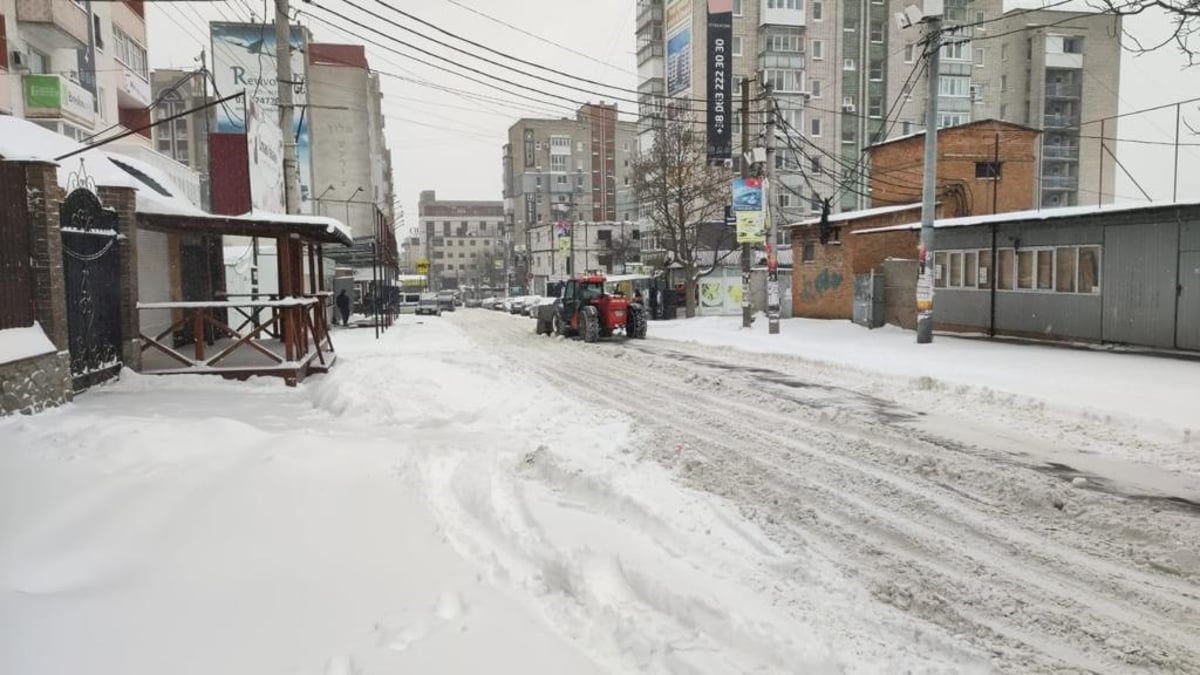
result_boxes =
[760,0,805,27]
[1041,175,1079,190]
[1043,113,1079,129]
[15,0,89,49]
[119,67,153,108]
[637,39,664,66]
[636,1,663,31]
[22,74,95,126]
[1042,144,1079,160]
[1045,83,1082,99]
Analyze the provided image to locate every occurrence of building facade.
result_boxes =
[417,190,506,291]
[887,2,1120,209]
[306,43,395,239]
[502,103,638,291]
[526,220,642,295]
[149,68,210,208]
[0,0,152,145]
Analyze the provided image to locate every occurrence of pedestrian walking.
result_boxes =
[335,289,351,326]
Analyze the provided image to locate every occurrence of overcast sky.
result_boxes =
[145,1,1199,232]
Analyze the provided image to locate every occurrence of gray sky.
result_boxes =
[146,1,1198,232]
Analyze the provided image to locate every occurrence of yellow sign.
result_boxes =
[735,210,765,244]
[416,258,429,275]
[558,236,572,255]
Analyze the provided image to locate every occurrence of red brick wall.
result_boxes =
[790,206,928,319]
[23,162,70,351]
[98,186,141,370]
[869,122,1039,217]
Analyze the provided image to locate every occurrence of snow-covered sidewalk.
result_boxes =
[651,316,1200,436]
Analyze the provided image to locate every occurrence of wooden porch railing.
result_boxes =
[136,296,335,384]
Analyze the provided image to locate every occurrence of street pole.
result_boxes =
[763,81,779,335]
[274,0,300,216]
[1174,102,1182,202]
[916,17,942,344]
[740,77,752,329]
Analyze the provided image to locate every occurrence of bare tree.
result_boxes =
[1095,0,1200,65]
[632,117,732,318]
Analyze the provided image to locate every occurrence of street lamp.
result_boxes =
[344,186,363,225]
[313,185,335,217]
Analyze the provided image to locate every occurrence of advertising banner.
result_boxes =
[211,23,313,212]
[732,177,765,244]
[666,0,692,97]
[706,0,733,162]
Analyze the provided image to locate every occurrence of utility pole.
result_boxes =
[740,77,752,329]
[763,81,779,335]
[275,0,300,216]
[916,16,941,344]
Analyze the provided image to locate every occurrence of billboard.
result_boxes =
[706,0,733,161]
[666,0,692,97]
[211,23,313,213]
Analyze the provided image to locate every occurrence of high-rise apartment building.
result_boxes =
[888,1,1120,209]
[635,1,1122,218]
[502,102,638,290]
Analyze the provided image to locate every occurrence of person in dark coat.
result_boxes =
[335,289,351,326]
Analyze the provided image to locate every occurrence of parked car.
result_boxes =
[521,296,545,316]
[416,293,441,316]
[464,297,482,308]
[437,291,456,312]
[508,297,528,315]
[490,297,508,311]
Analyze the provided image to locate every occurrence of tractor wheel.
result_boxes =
[582,307,600,343]
[629,307,648,339]
[553,312,566,336]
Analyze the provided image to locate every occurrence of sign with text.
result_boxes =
[706,0,732,162]
[732,177,765,243]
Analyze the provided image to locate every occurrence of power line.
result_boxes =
[56,91,244,161]
[440,0,635,76]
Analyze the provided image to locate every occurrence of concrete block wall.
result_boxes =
[0,351,73,416]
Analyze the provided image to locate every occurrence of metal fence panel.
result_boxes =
[1102,222,1179,348]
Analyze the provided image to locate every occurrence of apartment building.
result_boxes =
[887,1,1120,209]
[502,102,638,290]
[0,0,152,145]
[306,43,395,239]
[417,190,506,291]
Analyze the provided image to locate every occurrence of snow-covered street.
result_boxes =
[3,310,1198,674]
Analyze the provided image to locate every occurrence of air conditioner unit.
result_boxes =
[843,102,856,113]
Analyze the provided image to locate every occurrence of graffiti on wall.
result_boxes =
[800,268,844,303]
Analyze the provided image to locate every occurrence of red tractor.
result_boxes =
[535,274,648,342]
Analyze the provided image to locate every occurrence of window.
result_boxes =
[1063,37,1083,54]
[964,251,978,287]
[556,175,568,185]
[812,1,822,20]
[1078,246,1101,292]
[802,241,816,262]
[1016,250,1034,289]
[941,40,969,61]
[811,40,824,60]
[870,21,884,43]
[934,252,948,288]
[938,113,967,128]
[939,75,971,97]
[975,162,1001,179]
[733,0,743,16]
[810,157,822,174]
[768,33,803,52]
[997,249,1015,289]
[93,14,104,50]
[974,48,985,66]
[869,60,883,81]
[549,135,571,153]
[732,36,742,56]
[868,96,883,118]
[843,58,856,71]
[1001,44,1008,61]
[765,68,804,92]
[810,117,822,137]
[113,26,148,78]
[550,154,568,172]
[810,79,821,98]
[29,47,49,74]
[767,0,803,8]
[779,193,792,207]
[844,18,858,32]
[1037,250,1054,290]
[904,44,915,63]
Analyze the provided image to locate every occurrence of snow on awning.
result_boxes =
[0,117,352,246]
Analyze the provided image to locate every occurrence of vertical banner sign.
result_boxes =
[732,177,765,243]
[706,1,733,162]
[665,0,693,97]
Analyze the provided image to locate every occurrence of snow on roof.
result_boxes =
[0,117,352,243]
[788,202,924,228]
[0,322,58,365]
[865,119,1040,151]
[854,199,1200,235]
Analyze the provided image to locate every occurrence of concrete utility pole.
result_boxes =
[763,81,779,335]
[916,16,942,344]
[275,0,300,216]
[740,77,752,329]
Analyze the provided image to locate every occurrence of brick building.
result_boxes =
[789,203,936,319]
[867,119,1040,216]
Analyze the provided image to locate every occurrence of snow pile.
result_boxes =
[0,323,57,365]
[651,316,1200,435]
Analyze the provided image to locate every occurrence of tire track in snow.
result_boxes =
[452,311,1200,674]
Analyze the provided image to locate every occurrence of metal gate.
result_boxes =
[60,186,123,391]
[1179,250,1200,351]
